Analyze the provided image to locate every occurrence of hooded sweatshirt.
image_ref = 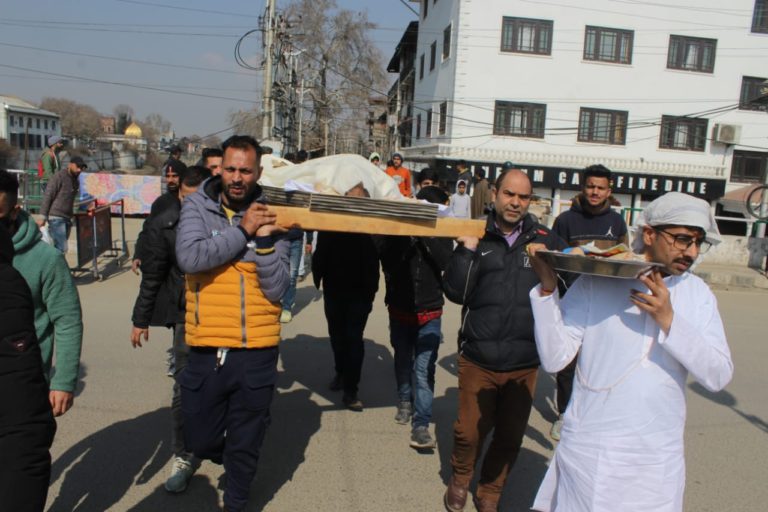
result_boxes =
[552,193,628,247]
[11,210,83,392]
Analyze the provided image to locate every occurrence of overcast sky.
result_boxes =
[0,0,417,139]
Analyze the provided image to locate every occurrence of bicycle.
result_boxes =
[745,184,768,220]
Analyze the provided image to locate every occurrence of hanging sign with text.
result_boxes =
[437,160,726,200]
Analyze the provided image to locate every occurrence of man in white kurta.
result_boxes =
[526,192,734,512]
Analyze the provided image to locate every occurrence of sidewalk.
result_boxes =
[694,262,768,290]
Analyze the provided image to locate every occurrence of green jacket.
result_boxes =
[12,210,83,392]
[40,148,60,181]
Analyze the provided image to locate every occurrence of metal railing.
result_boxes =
[8,168,46,211]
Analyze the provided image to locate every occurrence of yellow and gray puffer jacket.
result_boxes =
[175,176,290,349]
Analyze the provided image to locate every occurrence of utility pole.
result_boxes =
[297,78,304,151]
[261,0,276,141]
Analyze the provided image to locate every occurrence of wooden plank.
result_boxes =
[270,205,485,238]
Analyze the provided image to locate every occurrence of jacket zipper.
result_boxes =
[194,283,200,326]
[459,259,475,346]
[240,272,247,347]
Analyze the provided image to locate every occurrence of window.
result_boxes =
[426,109,433,137]
[443,24,451,60]
[52,121,56,130]
[659,115,708,151]
[578,108,628,145]
[423,0,428,19]
[27,117,31,127]
[430,41,437,71]
[439,101,447,135]
[36,118,41,129]
[10,133,18,147]
[44,119,49,129]
[9,115,14,127]
[584,26,633,64]
[493,101,546,138]
[732,150,768,182]
[35,134,42,149]
[416,114,422,139]
[501,17,553,55]
[753,0,768,33]
[419,54,425,80]
[740,76,768,111]
[667,35,716,73]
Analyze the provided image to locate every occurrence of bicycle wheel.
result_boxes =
[746,184,768,220]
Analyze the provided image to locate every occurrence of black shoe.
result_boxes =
[329,374,343,391]
[342,393,363,412]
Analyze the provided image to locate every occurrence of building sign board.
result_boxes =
[436,159,726,200]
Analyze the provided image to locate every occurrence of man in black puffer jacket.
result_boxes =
[442,169,567,512]
[0,224,56,512]
[130,165,210,494]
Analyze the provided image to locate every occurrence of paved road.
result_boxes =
[46,251,767,511]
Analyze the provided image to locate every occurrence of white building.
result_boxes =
[401,0,768,218]
[0,95,61,169]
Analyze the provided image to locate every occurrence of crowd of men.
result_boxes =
[1,141,733,512]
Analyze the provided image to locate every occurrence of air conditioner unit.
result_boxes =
[713,124,742,145]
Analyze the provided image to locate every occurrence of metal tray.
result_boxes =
[538,250,663,279]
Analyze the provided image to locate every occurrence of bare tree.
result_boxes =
[39,97,102,140]
[0,138,17,168]
[138,112,172,145]
[228,109,263,138]
[286,0,386,155]
[201,135,222,148]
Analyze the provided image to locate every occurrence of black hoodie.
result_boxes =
[552,194,628,247]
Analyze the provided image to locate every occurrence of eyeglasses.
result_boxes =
[654,228,712,254]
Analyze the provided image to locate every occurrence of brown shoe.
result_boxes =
[444,476,468,512]
[473,495,498,512]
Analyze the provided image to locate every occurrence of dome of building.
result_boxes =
[124,122,143,138]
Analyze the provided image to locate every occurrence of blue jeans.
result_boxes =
[48,216,72,254]
[281,238,302,312]
[389,316,442,429]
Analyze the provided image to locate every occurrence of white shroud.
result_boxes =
[260,154,402,200]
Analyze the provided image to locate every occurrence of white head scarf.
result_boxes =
[631,192,721,253]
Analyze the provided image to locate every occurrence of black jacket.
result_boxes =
[0,226,54,443]
[312,231,379,303]
[0,226,41,365]
[135,192,180,263]
[378,235,453,312]
[443,212,567,372]
[131,199,185,328]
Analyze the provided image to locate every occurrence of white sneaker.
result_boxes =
[280,310,292,323]
[164,456,197,493]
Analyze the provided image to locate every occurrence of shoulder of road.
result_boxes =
[694,263,768,291]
